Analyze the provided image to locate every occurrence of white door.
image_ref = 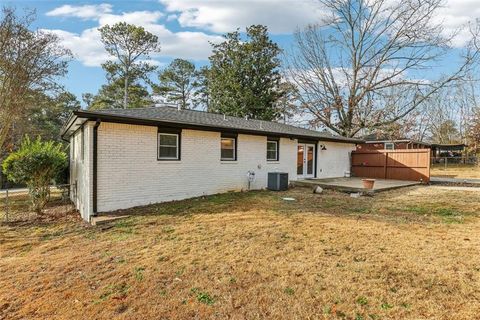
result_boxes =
[297,143,315,178]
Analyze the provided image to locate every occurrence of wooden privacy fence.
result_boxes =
[351,149,431,183]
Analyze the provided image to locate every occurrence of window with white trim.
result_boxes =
[384,142,395,150]
[267,140,279,161]
[221,137,236,160]
[158,133,180,160]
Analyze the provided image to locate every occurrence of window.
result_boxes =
[267,139,279,161]
[384,142,395,150]
[221,135,236,161]
[158,132,180,160]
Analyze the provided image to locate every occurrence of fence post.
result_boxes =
[384,151,388,179]
[5,188,8,223]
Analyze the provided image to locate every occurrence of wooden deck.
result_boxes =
[291,177,421,193]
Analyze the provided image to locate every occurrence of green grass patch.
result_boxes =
[284,287,295,295]
[191,288,215,305]
[134,267,145,281]
[381,302,393,310]
[435,208,458,216]
[356,296,368,306]
[403,206,429,215]
[95,282,129,303]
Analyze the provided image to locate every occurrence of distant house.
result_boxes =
[430,143,468,163]
[356,134,430,151]
[61,106,362,222]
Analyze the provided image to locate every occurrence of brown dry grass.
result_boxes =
[1,186,480,319]
[431,164,480,179]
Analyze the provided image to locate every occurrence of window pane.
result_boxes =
[307,146,314,174]
[221,138,234,149]
[221,148,234,160]
[385,143,394,150]
[267,141,277,151]
[160,134,177,146]
[267,150,277,160]
[267,141,277,160]
[159,146,177,158]
[297,146,304,175]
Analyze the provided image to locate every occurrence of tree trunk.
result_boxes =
[124,75,128,109]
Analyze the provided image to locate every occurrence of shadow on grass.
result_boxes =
[107,190,280,218]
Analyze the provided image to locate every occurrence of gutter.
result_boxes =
[92,120,100,215]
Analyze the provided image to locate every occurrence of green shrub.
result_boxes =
[2,137,67,213]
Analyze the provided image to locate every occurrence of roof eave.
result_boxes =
[69,110,363,144]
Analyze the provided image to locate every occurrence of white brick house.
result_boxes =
[61,106,362,222]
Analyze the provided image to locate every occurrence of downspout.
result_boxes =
[93,120,100,215]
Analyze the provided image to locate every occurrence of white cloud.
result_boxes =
[44,0,480,68]
[46,3,113,20]
[98,11,164,26]
[44,5,222,67]
[160,0,480,46]
[437,0,480,47]
[45,28,109,67]
[159,0,326,34]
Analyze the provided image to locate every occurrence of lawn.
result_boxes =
[1,186,480,319]
[431,163,480,179]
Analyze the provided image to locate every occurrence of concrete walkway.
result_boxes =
[0,188,28,197]
[429,185,480,192]
[292,177,421,193]
[430,177,480,185]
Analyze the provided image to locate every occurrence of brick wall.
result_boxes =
[316,141,356,178]
[71,121,355,220]
[96,123,300,212]
[69,122,94,221]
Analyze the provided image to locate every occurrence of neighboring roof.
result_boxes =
[430,143,466,150]
[61,106,363,143]
[362,133,430,146]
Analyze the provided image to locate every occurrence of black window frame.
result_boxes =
[157,127,182,161]
[267,137,280,161]
[221,133,237,161]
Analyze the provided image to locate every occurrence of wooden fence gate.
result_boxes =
[351,149,431,182]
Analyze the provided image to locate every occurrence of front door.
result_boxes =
[297,143,315,178]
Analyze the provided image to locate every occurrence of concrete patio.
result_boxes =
[291,177,421,193]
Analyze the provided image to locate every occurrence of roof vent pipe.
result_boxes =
[177,104,181,111]
[223,114,226,120]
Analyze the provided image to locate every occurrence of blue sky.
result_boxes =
[2,0,479,105]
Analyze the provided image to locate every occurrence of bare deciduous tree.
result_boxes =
[286,0,480,137]
[0,7,71,153]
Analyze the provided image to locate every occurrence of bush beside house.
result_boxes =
[2,137,67,213]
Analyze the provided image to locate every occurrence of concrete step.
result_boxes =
[91,215,129,226]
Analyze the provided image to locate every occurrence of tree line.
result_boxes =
[84,23,294,123]
[2,0,480,158]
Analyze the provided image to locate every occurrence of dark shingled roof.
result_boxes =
[63,106,363,143]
